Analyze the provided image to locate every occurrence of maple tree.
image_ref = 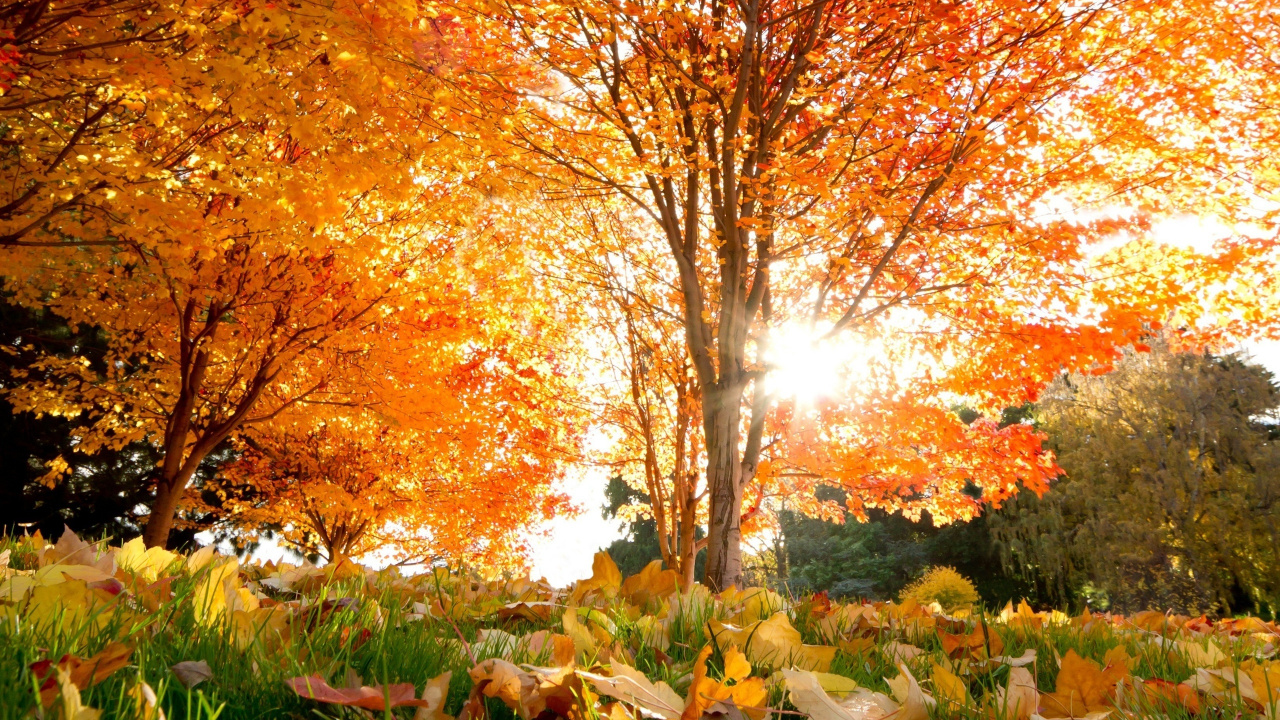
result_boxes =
[543,200,710,587]
[213,324,585,567]
[464,0,1280,589]
[0,0,589,553]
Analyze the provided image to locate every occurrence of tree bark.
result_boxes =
[702,388,745,590]
[142,464,196,548]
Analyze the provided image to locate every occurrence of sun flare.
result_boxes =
[767,326,862,403]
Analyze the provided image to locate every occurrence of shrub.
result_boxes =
[900,566,980,611]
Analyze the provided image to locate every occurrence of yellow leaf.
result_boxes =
[193,558,239,627]
[991,667,1038,720]
[115,538,179,584]
[570,551,622,604]
[580,660,684,720]
[54,668,102,720]
[932,662,969,708]
[885,663,935,720]
[620,559,681,608]
[682,646,768,720]
[563,606,596,660]
[711,612,836,671]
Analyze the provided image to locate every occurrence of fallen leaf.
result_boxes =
[285,674,429,710]
[115,538,180,584]
[991,666,1038,720]
[496,601,554,623]
[53,667,101,720]
[711,612,837,671]
[581,659,684,719]
[720,586,789,625]
[129,680,166,720]
[939,625,1005,661]
[882,641,926,665]
[570,551,622,604]
[620,560,681,608]
[1039,649,1128,718]
[884,662,935,720]
[33,642,133,707]
[170,660,214,689]
[932,662,969,709]
[413,672,454,720]
[683,646,768,720]
[782,668,897,720]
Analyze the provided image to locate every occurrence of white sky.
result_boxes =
[525,468,624,586]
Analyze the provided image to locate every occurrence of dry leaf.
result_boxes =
[170,660,214,689]
[990,666,1038,720]
[581,659,685,719]
[414,672,454,720]
[711,612,837,671]
[884,662,935,720]
[682,645,769,720]
[1039,649,1128,718]
[782,668,897,720]
[285,674,430,710]
[620,560,682,609]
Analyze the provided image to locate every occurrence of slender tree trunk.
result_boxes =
[702,388,744,591]
[142,466,196,548]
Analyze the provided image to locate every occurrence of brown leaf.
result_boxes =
[33,642,133,707]
[413,672,454,720]
[170,660,214,689]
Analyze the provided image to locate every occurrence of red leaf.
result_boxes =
[285,675,430,710]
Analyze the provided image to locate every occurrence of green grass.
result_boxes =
[2,535,1276,719]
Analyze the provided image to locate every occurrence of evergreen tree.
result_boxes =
[778,488,1039,605]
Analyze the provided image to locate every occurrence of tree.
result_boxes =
[541,200,711,587]
[0,0,182,247]
[470,0,1275,588]
[0,295,232,542]
[601,475,707,579]
[779,492,1040,606]
[991,341,1280,615]
[0,0,572,548]
[212,331,585,568]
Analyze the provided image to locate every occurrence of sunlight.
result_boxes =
[1151,213,1232,253]
[766,326,861,402]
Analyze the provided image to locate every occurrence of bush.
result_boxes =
[900,566,980,611]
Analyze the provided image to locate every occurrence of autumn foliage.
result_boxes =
[1,0,1278,584]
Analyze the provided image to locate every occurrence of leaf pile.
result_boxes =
[2,529,1278,719]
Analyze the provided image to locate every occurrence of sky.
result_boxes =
[525,468,624,586]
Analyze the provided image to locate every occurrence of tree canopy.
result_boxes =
[992,342,1280,615]
[0,0,1277,576]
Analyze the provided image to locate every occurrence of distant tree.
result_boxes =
[991,342,1280,616]
[602,475,705,580]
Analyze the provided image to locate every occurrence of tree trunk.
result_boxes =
[142,473,188,548]
[702,389,744,591]
[142,440,207,548]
